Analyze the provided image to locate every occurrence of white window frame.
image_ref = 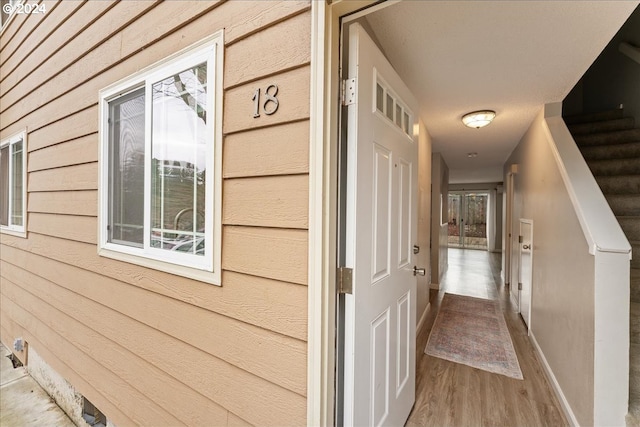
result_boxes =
[0,130,27,238]
[98,32,223,285]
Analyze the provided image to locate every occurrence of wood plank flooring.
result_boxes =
[407,249,568,427]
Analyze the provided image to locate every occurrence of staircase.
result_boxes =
[565,108,640,426]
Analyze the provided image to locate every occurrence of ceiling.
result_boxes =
[364,1,639,183]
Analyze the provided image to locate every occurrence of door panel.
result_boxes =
[343,23,418,427]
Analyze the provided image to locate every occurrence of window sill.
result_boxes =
[98,247,221,286]
[0,227,26,238]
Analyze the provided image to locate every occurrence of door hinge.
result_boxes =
[518,235,523,243]
[518,282,523,290]
[341,78,356,106]
[337,267,353,294]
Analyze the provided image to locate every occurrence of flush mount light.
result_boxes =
[462,110,496,129]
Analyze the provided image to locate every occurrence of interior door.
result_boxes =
[518,219,533,331]
[343,23,419,427]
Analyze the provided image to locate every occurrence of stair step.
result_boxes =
[580,142,640,161]
[564,108,624,125]
[631,268,640,303]
[575,129,640,147]
[633,302,640,345]
[606,195,640,217]
[568,117,635,135]
[619,217,640,241]
[587,157,640,176]
[596,175,640,195]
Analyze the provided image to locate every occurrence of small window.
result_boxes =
[376,84,384,113]
[386,93,394,121]
[0,131,27,237]
[99,33,222,284]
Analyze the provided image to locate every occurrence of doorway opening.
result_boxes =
[447,191,489,250]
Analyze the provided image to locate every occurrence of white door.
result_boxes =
[343,23,419,427]
[518,219,533,331]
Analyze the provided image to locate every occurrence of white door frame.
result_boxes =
[307,1,407,425]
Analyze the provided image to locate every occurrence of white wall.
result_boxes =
[417,121,433,324]
[430,153,448,288]
[505,110,596,426]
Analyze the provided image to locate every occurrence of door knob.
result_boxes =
[413,266,426,276]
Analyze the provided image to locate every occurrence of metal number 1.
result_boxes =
[252,84,279,118]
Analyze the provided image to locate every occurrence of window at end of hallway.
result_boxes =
[0,130,27,238]
[98,32,223,285]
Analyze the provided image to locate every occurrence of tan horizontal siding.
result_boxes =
[0,309,138,426]
[0,285,186,426]
[1,234,308,341]
[29,163,97,192]
[28,134,97,172]
[1,0,119,103]
[0,0,81,80]
[1,247,307,395]
[223,120,309,178]
[0,2,312,425]
[1,258,305,426]
[223,174,309,229]
[0,0,49,71]
[28,212,96,244]
[27,105,98,152]
[224,65,311,135]
[0,1,309,137]
[224,10,311,89]
[28,190,97,216]
[222,226,308,285]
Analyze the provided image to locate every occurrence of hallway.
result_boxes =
[406,249,568,426]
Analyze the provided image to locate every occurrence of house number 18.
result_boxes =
[252,84,279,118]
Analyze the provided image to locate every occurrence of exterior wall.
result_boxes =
[0,1,311,426]
[504,110,595,426]
[430,152,448,287]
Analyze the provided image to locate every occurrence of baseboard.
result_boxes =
[529,332,579,427]
[417,302,431,337]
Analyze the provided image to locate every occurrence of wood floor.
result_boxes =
[406,248,568,427]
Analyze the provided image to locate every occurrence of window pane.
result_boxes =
[10,139,22,226]
[108,88,145,247]
[404,112,410,134]
[376,84,384,113]
[0,145,8,226]
[386,94,394,121]
[151,63,207,256]
[395,104,402,127]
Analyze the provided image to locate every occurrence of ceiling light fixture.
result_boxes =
[462,110,496,129]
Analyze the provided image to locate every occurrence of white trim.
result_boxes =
[416,302,431,337]
[543,103,630,257]
[0,129,27,238]
[308,1,330,425]
[97,31,223,285]
[308,2,394,425]
[530,332,579,426]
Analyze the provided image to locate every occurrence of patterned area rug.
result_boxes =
[425,293,523,380]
